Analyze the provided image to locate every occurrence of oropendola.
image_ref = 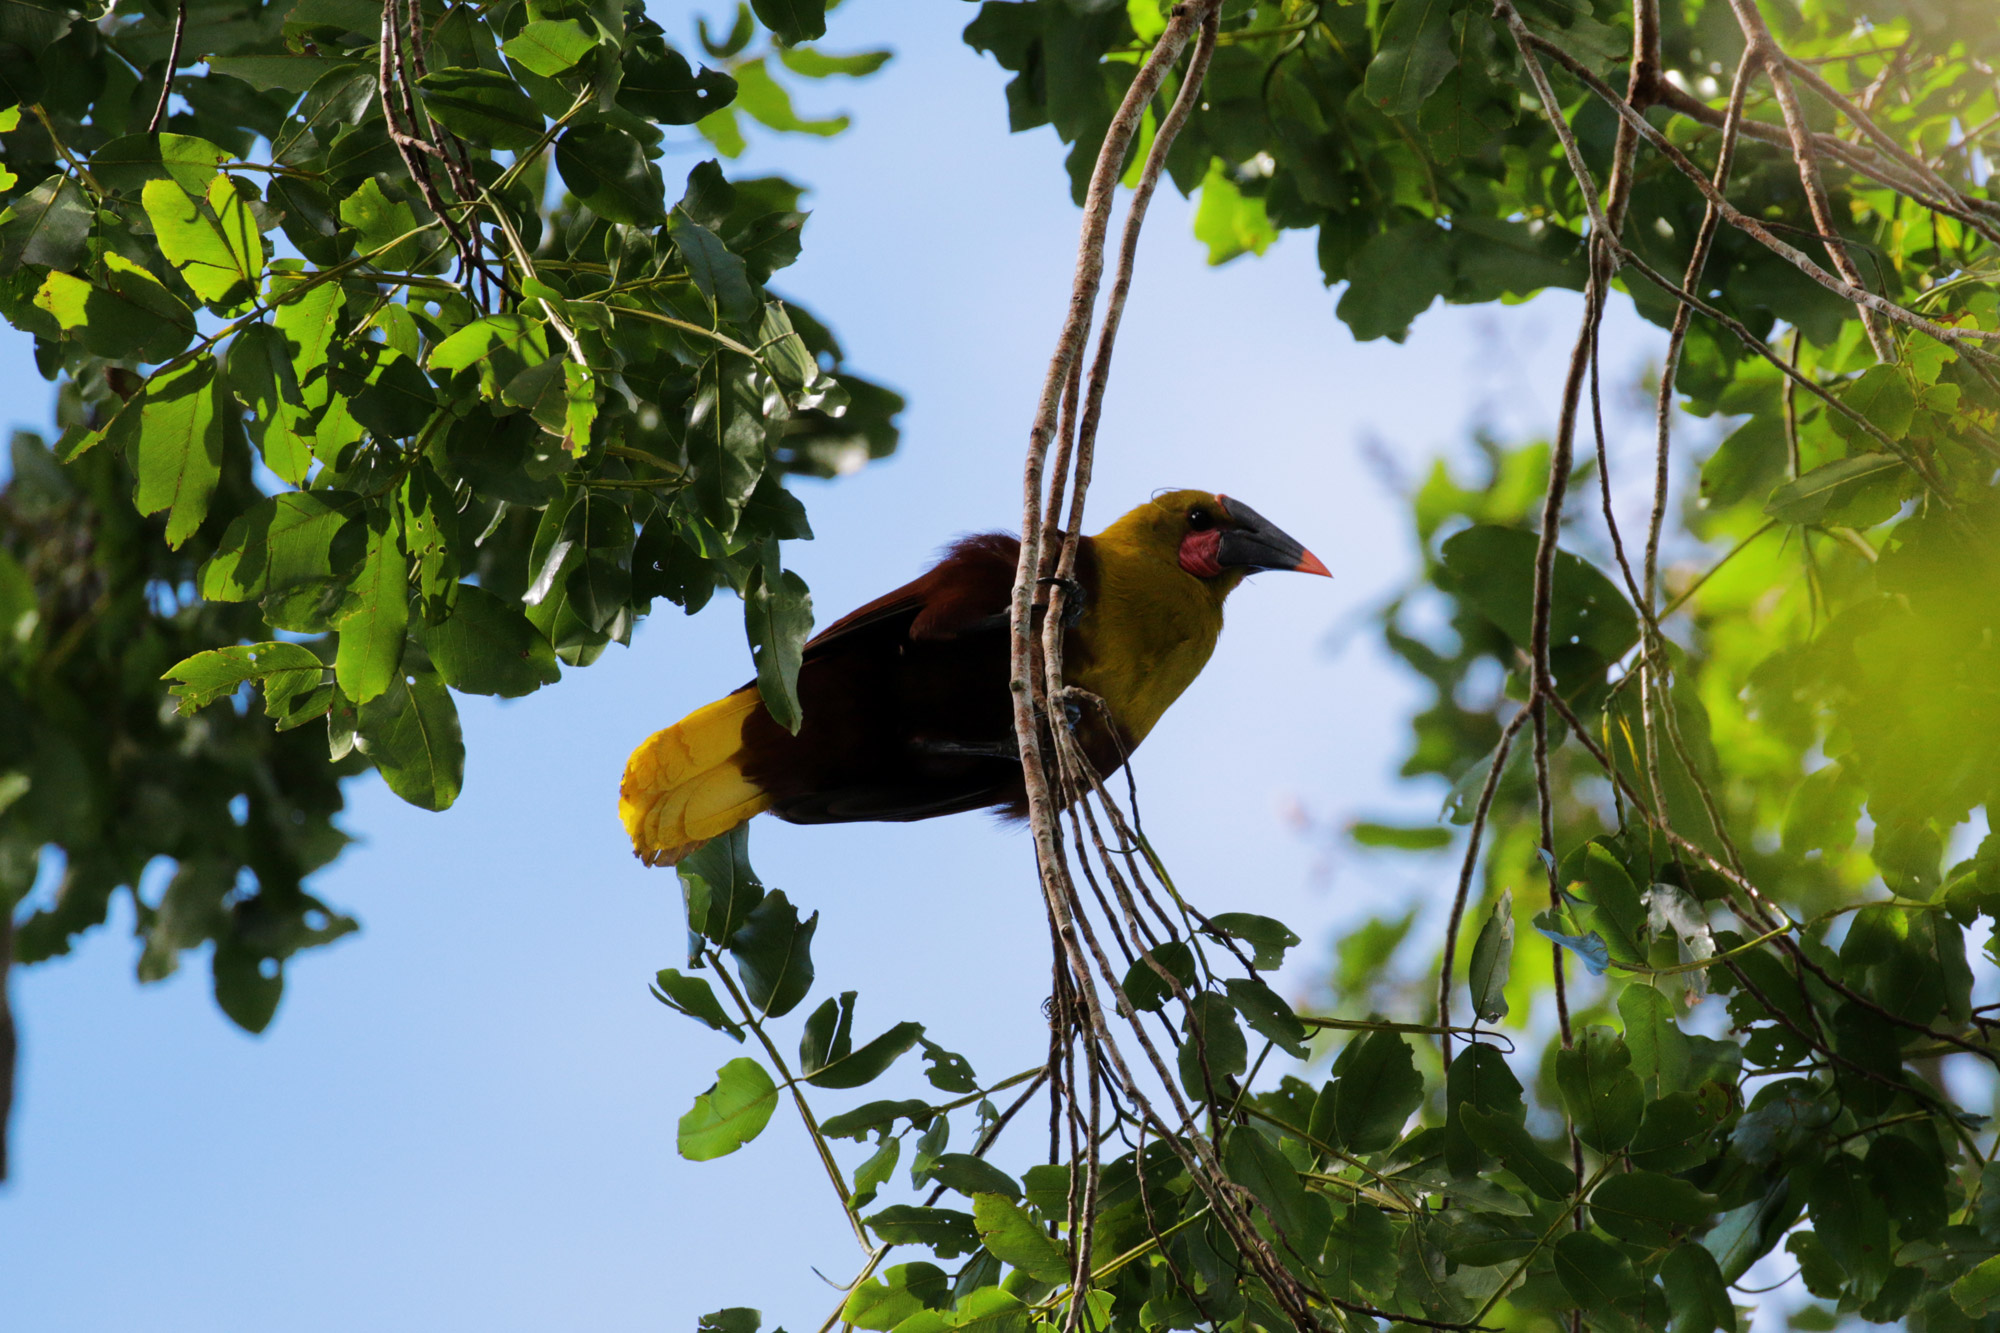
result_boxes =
[620,490,1330,866]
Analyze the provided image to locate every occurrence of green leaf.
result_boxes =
[413,585,560,698]
[1628,1092,1717,1172]
[927,1155,1020,1202]
[228,323,311,483]
[678,824,765,945]
[419,66,545,150]
[1460,1105,1576,1199]
[205,53,349,92]
[1337,221,1449,341]
[1177,989,1248,1098]
[557,122,667,226]
[1620,984,1692,1098]
[90,132,231,195]
[1223,976,1308,1058]
[726,888,816,1017]
[862,1205,980,1259]
[842,1263,948,1330]
[954,1288,1035,1333]
[1554,1230,1645,1305]
[851,1137,901,1208]
[779,45,892,78]
[271,269,344,385]
[687,355,767,535]
[330,342,438,440]
[34,253,195,362]
[798,991,923,1088]
[118,356,226,549]
[1590,1170,1716,1246]
[1324,1202,1398,1302]
[677,1056,778,1161]
[819,1099,934,1142]
[1192,159,1276,266]
[0,174,91,270]
[745,564,812,734]
[335,518,409,704]
[1954,1255,2000,1318]
[1122,940,1195,1010]
[1556,1026,1644,1152]
[1867,1131,1949,1240]
[918,1038,977,1093]
[142,175,262,308]
[1566,841,1648,966]
[1332,1029,1423,1152]
[1225,1128,1323,1246]
[669,212,758,324]
[354,664,464,811]
[1438,524,1639,685]
[502,19,598,78]
[339,178,424,271]
[651,968,744,1040]
[1763,453,1902,524]
[732,58,847,136]
[1811,1155,1893,1301]
[757,302,818,389]
[619,37,737,124]
[972,1193,1068,1283]
[750,0,827,44]
[427,313,551,400]
[1467,889,1512,1024]
[1203,912,1300,970]
[1349,819,1453,850]
[696,1310,760,1333]
[1442,1042,1524,1176]
[1365,0,1457,116]
[199,490,363,603]
[809,1020,922,1090]
[1833,365,1918,443]
[162,642,324,714]
[1662,1243,1737,1333]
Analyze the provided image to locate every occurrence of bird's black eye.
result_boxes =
[1187,507,1213,531]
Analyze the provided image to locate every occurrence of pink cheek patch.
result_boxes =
[1179,528,1223,578]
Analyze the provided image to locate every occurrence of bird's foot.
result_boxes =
[1036,575,1088,628]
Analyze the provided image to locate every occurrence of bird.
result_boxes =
[619,490,1330,867]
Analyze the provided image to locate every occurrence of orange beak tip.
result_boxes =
[1296,549,1332,578]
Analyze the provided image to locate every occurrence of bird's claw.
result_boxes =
[1037,575,1087,628]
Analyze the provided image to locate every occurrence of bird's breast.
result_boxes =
[1064,575,1223,750]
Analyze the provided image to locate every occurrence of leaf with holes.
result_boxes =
[972,1193,1068,1283]
[354,664,464,811]
[162,642,324,715]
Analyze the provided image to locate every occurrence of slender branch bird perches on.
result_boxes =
[619,489,1330,866]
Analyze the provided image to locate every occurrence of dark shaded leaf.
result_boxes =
[726,888,816,1018]
[652,968,744,1040]
[863,1206,980,1259]
[557,122,667,225]
[354,665,463,811]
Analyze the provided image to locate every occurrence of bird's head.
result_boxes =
[1109,489,1331,589]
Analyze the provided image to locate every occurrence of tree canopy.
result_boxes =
[6,2,2000,1333]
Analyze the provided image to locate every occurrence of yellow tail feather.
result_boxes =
[619,689,773,867]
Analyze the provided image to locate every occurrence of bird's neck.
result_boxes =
[1065,534,1229,748]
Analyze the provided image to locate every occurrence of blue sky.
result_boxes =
[0,4,1677,1329]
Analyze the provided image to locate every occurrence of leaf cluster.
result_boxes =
[0,0,898,1026]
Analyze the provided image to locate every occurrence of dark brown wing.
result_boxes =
[737,533,1029,824]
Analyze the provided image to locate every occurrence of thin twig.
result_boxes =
[1437,708,1530,1068]
[146,0,188,134]
[1725,0,1895,360]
